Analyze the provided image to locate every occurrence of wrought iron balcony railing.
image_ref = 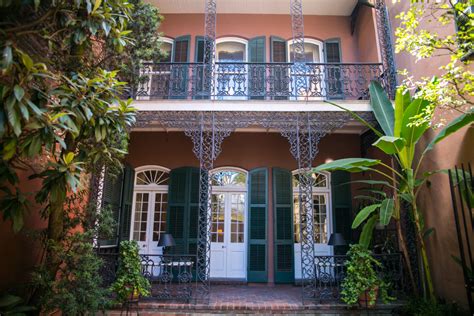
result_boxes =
[134,62,388,101]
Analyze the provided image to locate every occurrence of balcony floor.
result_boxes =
[109,284,403,315]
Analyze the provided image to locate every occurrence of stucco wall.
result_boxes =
[386,1,474,307]
[353,5,380,63]
[159,13,380,63]
[0,170,46,293]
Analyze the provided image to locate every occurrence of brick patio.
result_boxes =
[109,284,403,315]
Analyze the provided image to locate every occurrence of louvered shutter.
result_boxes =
[167,167,202,255]
[247,168,268,282]
[167,167,188,254]
[194,36,210,99]
[170,35,190,99]
[273,168,295,283]
[248,36,266,100]
[324,39,343,99]
[270,36,289,100]
[119,164,134,243]
[99,168,123,247]
[331,171,351,255]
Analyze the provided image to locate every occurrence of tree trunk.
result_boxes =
[412,202,436,301]
[396,218,418,294]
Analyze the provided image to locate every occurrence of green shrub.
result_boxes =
[341,244,394,306]
[110,240,151,304]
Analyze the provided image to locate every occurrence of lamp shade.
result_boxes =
[158,233,176,247]
[327,233,347,246]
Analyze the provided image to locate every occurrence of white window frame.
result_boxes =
[286,38,325,100]
[130,165,170,245]
[137,37,174,101]
[215,37,249,100]
[291,169,333,246]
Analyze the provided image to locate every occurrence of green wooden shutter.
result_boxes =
[194,36,210,99]
[168,167,188,254]
[167,166,201,255]
[119,164,134,243]
[100,168,123,247]
[170,35,190,99]
[248,36,266,100]
[247,168,268,282]
[273,168,294,283]
[331,171,351,255]
[324,39,343,99]
[270,36,288,100]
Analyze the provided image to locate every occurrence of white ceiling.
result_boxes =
[149,0,358,16]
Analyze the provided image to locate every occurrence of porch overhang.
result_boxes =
[132,101,374,134]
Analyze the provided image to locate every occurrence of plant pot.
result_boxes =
[358,287,378,308]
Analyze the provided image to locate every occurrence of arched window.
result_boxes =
[211,167,247,188]
[292,170,331,244]
[131,166,170,248]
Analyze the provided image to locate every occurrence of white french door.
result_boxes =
[210,192,247,279]
[293,192,332,279]
[131,191,168,255]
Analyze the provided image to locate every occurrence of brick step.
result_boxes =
[108,301,403,315]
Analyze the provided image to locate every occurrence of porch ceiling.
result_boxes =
[131,107,375,135]
[147,0,358,16]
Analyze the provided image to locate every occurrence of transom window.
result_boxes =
[292,170,331,244]
[211,169,247,187]
[135,168,169,186]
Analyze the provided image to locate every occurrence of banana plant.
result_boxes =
[314,81,474,301]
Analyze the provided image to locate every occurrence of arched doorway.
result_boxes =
[130,165,170,255]
[210,167,248,279]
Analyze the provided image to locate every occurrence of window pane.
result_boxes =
[211,194,225,243]
[231,193,245,243]
[153,193,168,242]
[217,42,246,62]
[133,193,149,242]
[211,170,247,187]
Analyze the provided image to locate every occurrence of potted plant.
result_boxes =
[111,240,151,305]
[341,244,393,308]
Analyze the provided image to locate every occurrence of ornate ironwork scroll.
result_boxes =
[374,0,397,98]
[203,0,217,96]
[290,0,308,98]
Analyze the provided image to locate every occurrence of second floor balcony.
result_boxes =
[135,61,388,101]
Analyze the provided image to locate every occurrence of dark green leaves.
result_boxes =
[313,158,381,173]
[359,216,377,248]
[352,204,380,228]
[379,198,395,226]
[369,81,394,136]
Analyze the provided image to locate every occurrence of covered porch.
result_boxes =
[97,109,409,308]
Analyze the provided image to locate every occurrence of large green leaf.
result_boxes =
[313,158,381,173]
[379,198,394,225]
[369,81,394,136]
[400,98,431,166]
[394,87,411,137]
[401,99,431,146]
[0,294,21,307]
[423,110,474,154]
[352,204,380,229]
[372,136,406,154]
[359,215,377,249]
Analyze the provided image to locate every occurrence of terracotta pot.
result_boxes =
[358,287,379,308]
